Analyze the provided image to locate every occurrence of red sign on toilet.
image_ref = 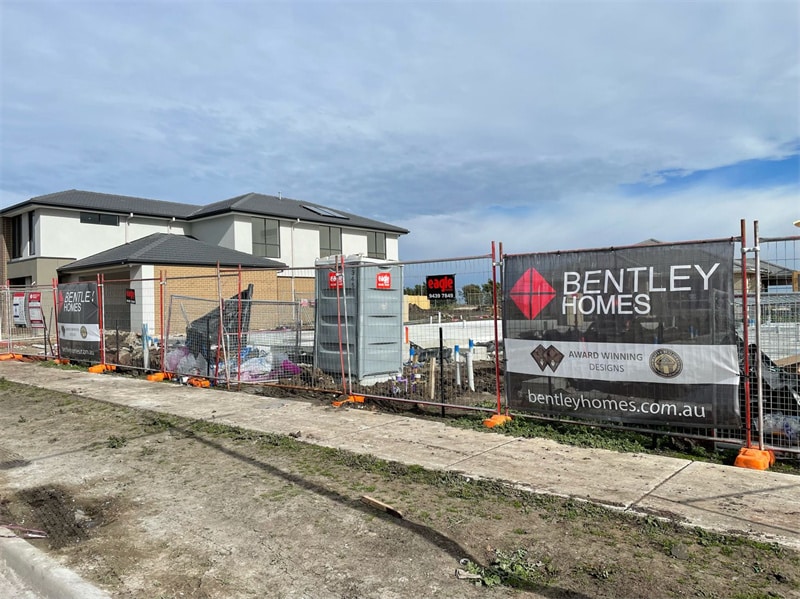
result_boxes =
[376,272,391,289]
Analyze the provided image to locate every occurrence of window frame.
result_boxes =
[367,231,387,259]
[10,214,23,259]
[80,212,119,226]
[319,225,342,258]
[252,217,281,259]
[28,211,35,256]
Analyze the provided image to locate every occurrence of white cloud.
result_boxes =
[0,0,798,249]
[398,184,800,261]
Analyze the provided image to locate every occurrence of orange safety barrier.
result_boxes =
[146,372,173,382]
[332,394,365,408]
[734,447,775,471]
[483,414,512,428]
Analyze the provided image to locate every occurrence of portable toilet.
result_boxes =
[314,255,403,385]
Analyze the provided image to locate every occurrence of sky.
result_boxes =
[1,0,798,261]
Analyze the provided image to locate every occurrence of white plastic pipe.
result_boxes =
[467,339,475,392]
[454,344,461,387]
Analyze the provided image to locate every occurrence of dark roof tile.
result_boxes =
[2,189,409,234]
[58,233,286,273]
[188,192,409,233]
[3,189,198,218]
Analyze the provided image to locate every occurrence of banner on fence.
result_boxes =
[12,292,27,326]
[504,241,740,426]
[27,292,44,329]
[57,282,101,361]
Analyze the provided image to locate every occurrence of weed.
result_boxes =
[463,548,558,589]
[581,562,615,581]
[106,435,128,449]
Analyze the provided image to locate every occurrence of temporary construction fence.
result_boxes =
[0,284,58,355]
[736,230,800,455]
[2,231,798,457]
[501,227,800,457]
[311,251,500,411]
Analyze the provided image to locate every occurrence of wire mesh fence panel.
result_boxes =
[100,276,161,369]
[220,299,311,385]
[0,285,58,356]
[162,290,310,386]
[309,253,500,411]
[738,235,800,453]
[497,237,790,456]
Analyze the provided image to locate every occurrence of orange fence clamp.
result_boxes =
[483,414,512,429]
[734,447,775,471]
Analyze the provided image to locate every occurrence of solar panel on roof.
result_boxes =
[303,205,348,219]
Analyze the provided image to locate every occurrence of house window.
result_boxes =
[367,231,386,259]
[319,225,342,257]
[28,211,35,256]
[252,217,281,258]
[10,215,23,258]
[80,212,119,226]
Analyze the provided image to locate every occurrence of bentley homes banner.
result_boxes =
[57,282,101,362]
[504,242,739,426]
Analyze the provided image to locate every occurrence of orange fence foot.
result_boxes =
[734,447,775,470]
[483,414,512,429]
[332,394,366,408]
[187,377,211,388]
[146,372,173,382]
[88,364,117,374]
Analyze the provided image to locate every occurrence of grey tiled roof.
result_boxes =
[2,189,409,234]
[3,189,198,218]
[58,233,286,273]
[187,192,409,233]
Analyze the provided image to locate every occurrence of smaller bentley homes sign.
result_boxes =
[57,282,101,362]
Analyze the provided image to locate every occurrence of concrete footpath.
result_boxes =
[1,360,799,596]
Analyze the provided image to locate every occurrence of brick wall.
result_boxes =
[159,266,280,303]
[276,275,315,302]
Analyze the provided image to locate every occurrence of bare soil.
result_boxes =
[1,378,799,599]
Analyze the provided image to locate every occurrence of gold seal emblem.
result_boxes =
[649,348,683,378]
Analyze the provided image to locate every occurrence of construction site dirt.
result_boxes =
[1,374,798,599]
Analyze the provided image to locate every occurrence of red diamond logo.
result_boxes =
[509,268,556,319]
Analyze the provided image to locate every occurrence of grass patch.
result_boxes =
[448,413,800,474]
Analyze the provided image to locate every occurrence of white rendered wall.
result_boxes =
[129,265,156,334]
[386,235,399,260]
[190,215,236,249]
[342,230,368,257]
[37,209,182,259]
